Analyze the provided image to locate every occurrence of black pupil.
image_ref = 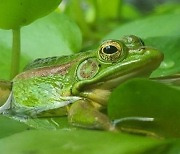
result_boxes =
[103,45,118,54]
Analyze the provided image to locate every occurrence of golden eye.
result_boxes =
[98,41,122,62]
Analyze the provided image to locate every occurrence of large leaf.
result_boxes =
[145,36,180,77]
[104,13,180,77]
[0,44,28,80]
[108,79,180,138]
[0,12,82,80]
[0,116,31,139]
[0,129,164,154]
[144,139,180,154]
[0,115,72,139]
[104,13,180,38]
[0,0,62,29]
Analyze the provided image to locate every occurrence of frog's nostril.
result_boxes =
[128,46,146,54]
[139,38,145,46]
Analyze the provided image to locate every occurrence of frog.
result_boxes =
[0,35,163,130]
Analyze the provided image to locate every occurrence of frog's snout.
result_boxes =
[143,47,164,62]
[140,47,164,72]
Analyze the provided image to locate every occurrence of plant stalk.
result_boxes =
[10,28,21,79]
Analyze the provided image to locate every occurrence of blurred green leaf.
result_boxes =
[0,12,82,80]
[144,139,180,154]
[104,12,180,39]
[121,4,142,20]
[146,36,180,77]
[0,129,164,154]
[0,44,28,80]
[64,0,95,39]
[0,0,62,29]
[153,3,180,15]
[96,0,121,20]
[104,13,180,77]
[108,78,180,138]
[0,116,31,139]
[0,115,72,139]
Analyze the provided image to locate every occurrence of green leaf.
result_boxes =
[121,4,142,20]
[104,13,180,38]
[0,129,164,154]
[144,139,180,154]
[104,13,180,77]
[153,3,180,15]
[0,12,82,80]
[0,0,62,29]
[108,79,180,138]
[0,115,72,139]
[0,116,31,139]
[146,36,180,77]
[96,0,121,19]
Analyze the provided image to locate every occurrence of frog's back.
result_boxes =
[24,50,95,71]
[24,55,76,71]
[12,53,88,116]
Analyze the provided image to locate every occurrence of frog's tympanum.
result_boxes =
[0,35,163,130]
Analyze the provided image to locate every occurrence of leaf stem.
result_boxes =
[11,28,21,79]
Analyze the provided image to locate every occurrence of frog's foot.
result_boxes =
[68,99,115,131]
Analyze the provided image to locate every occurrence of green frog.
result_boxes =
[0,35,163,130]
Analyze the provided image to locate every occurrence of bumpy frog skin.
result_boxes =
[0,35,163,130]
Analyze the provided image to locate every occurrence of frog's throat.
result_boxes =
[74,67,152,106]
[72,55,163,105]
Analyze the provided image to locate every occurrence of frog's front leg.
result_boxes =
[68,99,115,131]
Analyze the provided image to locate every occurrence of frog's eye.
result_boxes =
[98,41,122,62]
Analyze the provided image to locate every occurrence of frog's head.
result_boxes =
[72,35,164,105]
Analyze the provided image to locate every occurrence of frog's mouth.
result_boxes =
[73,47,163,106]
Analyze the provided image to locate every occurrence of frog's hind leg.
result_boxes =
[0,81,12,106]
[0,81,12,113]
[68,99,115,131]
[0,92,12,114]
